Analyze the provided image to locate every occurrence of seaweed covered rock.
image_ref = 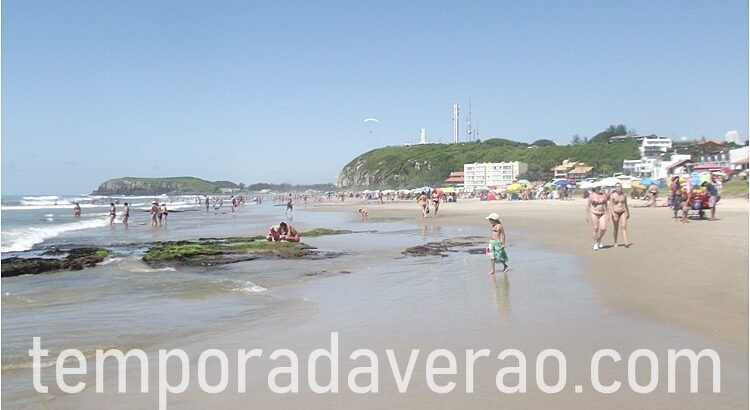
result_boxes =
[143,237,342,267]
[1,248,112,277]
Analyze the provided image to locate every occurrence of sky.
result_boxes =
[2,0,748,195]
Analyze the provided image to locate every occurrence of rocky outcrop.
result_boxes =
[1,248,112,277]
[142,238,343,267]
[402,237,487,257]
[93,177,226,195]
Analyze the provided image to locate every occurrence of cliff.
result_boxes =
[93,177,231,195]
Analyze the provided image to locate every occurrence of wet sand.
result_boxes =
[311,197,749,352]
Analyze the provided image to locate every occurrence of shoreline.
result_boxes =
[308,197,749,352]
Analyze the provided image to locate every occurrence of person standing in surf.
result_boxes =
[122,202,130,226]
[73,202,81,218]
[160,203,169,225]
[150,201,159,227]
[586,186,608,250]
[486,212,509,274]
[108,202,116,226]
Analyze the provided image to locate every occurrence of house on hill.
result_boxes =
[552,159,589,179]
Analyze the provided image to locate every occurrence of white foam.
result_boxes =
[1,218,110,253]
[230,280,267,293]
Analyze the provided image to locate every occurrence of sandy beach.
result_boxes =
[310,197,749,352]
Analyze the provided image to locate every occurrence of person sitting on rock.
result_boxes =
[277,222,300,242]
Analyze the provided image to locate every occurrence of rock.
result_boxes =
[1,247,112,277]
[142,238,343,267]
[402,236,486,257]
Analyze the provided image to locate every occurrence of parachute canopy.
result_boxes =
[363,117,380,124]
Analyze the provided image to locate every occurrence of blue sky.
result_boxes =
[2,0,747,194]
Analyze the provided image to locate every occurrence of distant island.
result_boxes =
[93,177,236,195]
[93,177,337,195]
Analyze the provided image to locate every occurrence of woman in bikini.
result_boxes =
[585,186,608,250]
[609,183,630,248]
[417,192,429,218]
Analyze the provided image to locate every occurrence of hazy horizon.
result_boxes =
[3,0,748,195]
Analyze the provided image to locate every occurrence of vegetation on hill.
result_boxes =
[338,126,641,188]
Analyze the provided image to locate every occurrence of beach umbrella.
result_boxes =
[506,183,523,193]
[641,178,654,187]
[440,187,456,193]
[553,179,571,186]
[599,177,620,187]
[579,181,595,189]
[543,182,553,189]
[516,179,531,187]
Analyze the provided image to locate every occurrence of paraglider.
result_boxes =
[363,117,380,135]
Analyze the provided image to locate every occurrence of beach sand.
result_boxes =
[310,197,749,352]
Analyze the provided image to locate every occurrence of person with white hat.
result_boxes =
[485,212,509,274]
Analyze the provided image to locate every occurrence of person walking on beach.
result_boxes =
[108,202,116,225]
[122,202,130,226]
[150,201,159,227]
[205,195,210,212]
[73,202,81,218]
[285,194,294,217]
[702,181,718,221]
[609,183,630,247]
[647,183,659,207]
[431,188,444,216]
[485,212,509,274]
[586,186,608,250]
[417,192,429,218]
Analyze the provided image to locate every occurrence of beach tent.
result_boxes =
[440,187,456,193]
[641,178,655,187]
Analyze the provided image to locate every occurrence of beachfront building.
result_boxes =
[444,171,464,185]
[639,135,673,157]
[552,159,588,179]
[463,162,528,190]
[730,146,749,171]
[623,154,692,179]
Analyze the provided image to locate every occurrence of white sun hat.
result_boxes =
[485,212,500,221]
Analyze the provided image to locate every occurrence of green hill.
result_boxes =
[338,138,639,188]
[93,177,229,195]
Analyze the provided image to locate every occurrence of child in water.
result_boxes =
[485,212,509,274]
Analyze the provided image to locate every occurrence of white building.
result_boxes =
[639,135,673,157]
[729,146,749,169]
[419,128,427,144]
[463,162,528,190]
[622,154,691,179]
